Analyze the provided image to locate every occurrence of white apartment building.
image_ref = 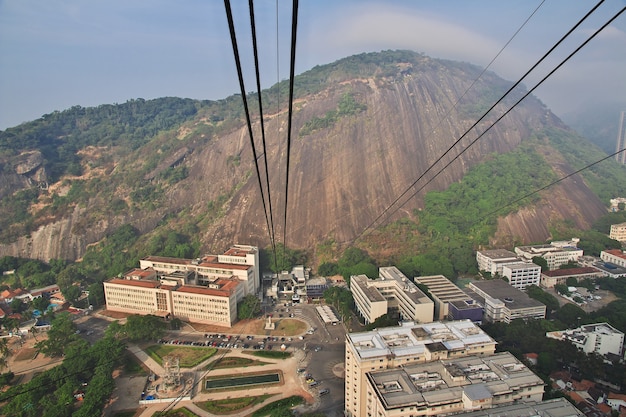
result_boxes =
[546,323,624,358]
[345,320,497,417]
[600,249,626,268]
[350,267,434,325]
[610,222,626,242]
[501,262,541,290]
[515,239,583,270]
[364,352,544,417]
[476,249,521,276]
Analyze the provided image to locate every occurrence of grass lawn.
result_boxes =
[251,395,305,417]
[151,407,200,416]
[209,356,270,369]
[197,394,274,415]
[249,350,291,360]
[144,345,217,368]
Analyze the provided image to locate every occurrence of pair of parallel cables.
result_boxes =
[224,0,298,271]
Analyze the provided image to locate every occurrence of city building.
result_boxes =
[350,267,434,325]
[540,267,602,288]
[457,398,583,417]
[364,351,544,417]
[465,280,546,323]
[546,323,624,358]
[140,244,259,296]
[104,245,256,327]
[413,275,481,321]
[501,262,541,290]
[600,249,626,269]
[476,249,521,276]
[345,320,497,417]
[610,222,626,242]
[515,239,583,270]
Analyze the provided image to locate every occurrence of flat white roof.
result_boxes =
[348,320,495,359]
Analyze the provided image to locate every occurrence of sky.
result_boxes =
[0,0,625,130]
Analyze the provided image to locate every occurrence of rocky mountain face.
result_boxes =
[0,51,609,261]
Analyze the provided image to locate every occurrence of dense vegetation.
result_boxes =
[0,313,126,417]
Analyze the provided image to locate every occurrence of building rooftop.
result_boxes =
[368,351,542,410]
[457,398,584,417]
[348,320,495,360]
[222,245,257,257]
[478,249,518,260]
[414,275,473,302]
[541,267,600,277]
[604,249,626,260]
[469,280,545,310]
[352,274,386,302]
[107,278,160,289]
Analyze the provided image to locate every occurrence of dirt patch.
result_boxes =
[13,347,38,362]
[100,309,133,320]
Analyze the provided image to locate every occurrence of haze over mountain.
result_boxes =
[0,51,624,267]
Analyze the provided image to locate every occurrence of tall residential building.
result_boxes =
[345,320,496,417]
[350,267,434,325]
[546,323,624,358]
[476,249,521,276]
[104,245,256,327]
[413,275,481,321]
[501,262,541,290]
[515,239,583,270]
[364,351,544,417]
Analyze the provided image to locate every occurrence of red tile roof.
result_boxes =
[605,249,626,260]
[542,267,600,277]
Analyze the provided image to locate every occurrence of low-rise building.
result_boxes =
[501,262,541,290]
[345,320,497,417]
[364,351,544,417]
[350,267,434,325]
[414,275,481,321]
[540,267,602,288]
[610,222,626,242]
[466,280,546,323]
[546,323,624,358]
[476,249,521,276]
[600,249,626,269]
[515,239,583,270]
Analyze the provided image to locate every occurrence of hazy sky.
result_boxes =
[1,0,625,130]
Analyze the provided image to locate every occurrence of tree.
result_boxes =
[124,315,165,342]
[61,285,82,305]
[32,295,50,313]
[555,303,586,328]
[238,294,261,319]
[35,312,80,357]
[532,256,548,272]
[317,262,338,277]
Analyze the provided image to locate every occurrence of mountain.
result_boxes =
[561,101,626,155]
[0,50,623,267]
